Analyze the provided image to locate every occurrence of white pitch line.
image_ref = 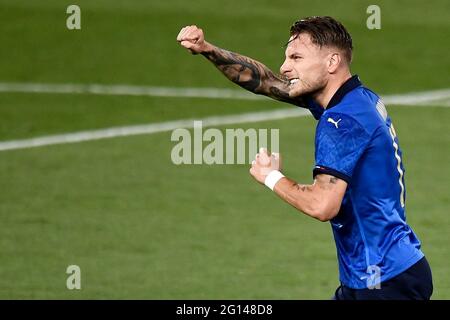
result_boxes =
[1,82,450,105]
[0,82,265,100]
[0,83,449,152]
[0,108,310,152]
[382,88,450,105]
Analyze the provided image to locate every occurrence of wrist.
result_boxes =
[200,41,214,54]
[264,170,285,191]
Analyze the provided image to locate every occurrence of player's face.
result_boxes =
[280,33,330,98]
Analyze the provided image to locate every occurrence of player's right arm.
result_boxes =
[176,25,308,107]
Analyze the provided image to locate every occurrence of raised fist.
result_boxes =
[176,25,209,54]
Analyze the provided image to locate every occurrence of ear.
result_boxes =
[327,53,341,73]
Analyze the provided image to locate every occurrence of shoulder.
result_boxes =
[317,112,370,144]
[321,86,385,135]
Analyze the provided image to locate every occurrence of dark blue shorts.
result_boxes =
[334,257,433,300]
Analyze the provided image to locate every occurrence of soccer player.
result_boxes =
[177,16,433,300]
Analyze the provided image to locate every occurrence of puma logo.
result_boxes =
[327,117,342,128]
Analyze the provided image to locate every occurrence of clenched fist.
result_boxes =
[176,25,211,54]
[250,148,282,184]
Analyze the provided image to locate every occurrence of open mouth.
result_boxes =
[289,78,299,86]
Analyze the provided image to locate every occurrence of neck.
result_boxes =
[314,71,352,108]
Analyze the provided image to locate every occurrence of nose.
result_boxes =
[279,59,290,76]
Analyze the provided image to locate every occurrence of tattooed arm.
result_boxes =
[249,149,347,222]
[177,25,308,107]
[273,174,347,222]
[201,46,308,106]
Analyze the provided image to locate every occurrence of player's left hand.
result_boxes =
[250,148,282,184]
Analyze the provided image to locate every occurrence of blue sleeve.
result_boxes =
[314,113,371,183]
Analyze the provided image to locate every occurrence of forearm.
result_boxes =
[200,42,264,92]
[273,176,327,221]
[250,150,345,221]
[268,173,345,222]
[201,42,307,106]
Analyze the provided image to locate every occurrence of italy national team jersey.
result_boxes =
[306,75,424,289]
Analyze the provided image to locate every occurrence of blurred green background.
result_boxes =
[0,0,448,299]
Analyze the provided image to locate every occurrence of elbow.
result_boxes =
[317,212,336,222]
[312,211,329,222]
[305,202,340,222]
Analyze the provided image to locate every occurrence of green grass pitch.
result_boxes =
[0,0,449,299]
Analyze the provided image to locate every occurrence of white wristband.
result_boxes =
[264,170,285,191]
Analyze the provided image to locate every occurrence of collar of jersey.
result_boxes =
[326,75,362,110]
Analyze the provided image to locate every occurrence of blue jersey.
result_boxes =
[308,76,423,289]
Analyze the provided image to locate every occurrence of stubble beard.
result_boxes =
[289,76,326,98]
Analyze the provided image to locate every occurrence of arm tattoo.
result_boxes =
[293,182,308,192]
[316,175,340,190]
[202,49,261,91]
[202,47,308,107]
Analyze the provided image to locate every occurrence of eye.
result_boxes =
[293,55,303,60]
